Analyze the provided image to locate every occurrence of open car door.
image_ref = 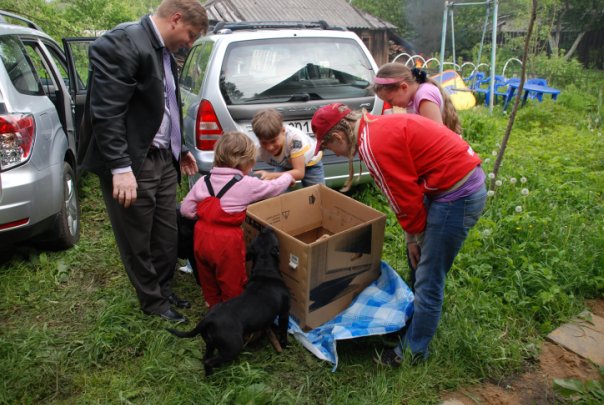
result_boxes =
[62,37,95,147]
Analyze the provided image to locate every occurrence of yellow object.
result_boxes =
[430,70,476,111]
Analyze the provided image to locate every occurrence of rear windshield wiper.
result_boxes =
[242,92,322,103]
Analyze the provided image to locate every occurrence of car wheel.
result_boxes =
[45,162,81,250]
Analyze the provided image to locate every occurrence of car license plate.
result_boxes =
[284,120,312,135]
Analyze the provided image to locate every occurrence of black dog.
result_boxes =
[167,227,290,375]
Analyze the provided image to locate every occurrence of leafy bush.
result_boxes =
[554,366,604,404]
[459,108,502,146]
[558,84,596,112]
[529,54,583,88]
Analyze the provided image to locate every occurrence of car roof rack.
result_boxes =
[212,20,346,34]
[0,10,43,31]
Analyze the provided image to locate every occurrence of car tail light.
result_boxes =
[381,101,393,115]
[196,99,223,151]
[0,114,35,171]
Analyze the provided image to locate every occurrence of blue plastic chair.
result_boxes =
[526,78,547,101]
[484,75,509,105]
[467,72,490,101]
[527,77,547,86]
[464,71,486,91]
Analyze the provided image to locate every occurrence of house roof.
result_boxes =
[203,0,396,30]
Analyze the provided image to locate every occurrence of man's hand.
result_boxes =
[180,151,198,176]
[113,172,138,208]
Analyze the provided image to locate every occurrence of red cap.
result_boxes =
[311,103,351,154]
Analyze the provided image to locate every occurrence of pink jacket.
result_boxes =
[180,167,293,218]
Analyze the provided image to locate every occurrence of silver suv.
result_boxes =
[0,12,87,250]
[179,21,383,188]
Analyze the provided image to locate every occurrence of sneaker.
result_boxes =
[409,352,426,365]
[178,261,193,274]
[373,348,402,368]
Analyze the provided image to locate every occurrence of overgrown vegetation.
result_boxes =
[554,366,604,404]
[1,71,603,403]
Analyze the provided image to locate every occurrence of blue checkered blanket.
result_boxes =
[288,261,414,371]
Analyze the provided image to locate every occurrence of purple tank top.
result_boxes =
[433,166,485,203]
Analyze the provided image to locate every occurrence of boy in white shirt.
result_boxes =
[252,108,325,187]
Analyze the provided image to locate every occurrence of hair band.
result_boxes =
[373,77,402,85]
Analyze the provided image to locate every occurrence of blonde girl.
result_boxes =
[180,131,293,307]
[312,104,486,365]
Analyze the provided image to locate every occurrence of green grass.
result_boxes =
[1,84,603,404]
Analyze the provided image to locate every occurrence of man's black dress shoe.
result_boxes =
[159,308,187,323]
[168,293,191,309]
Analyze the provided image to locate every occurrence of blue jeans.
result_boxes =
[272,161,325,187]
[395,185,487,359]
[301,161,325,187]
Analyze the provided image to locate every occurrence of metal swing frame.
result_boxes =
[439,0,499,112]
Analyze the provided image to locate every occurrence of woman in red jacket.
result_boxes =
[311,103,487,366]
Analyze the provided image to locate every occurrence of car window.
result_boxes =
[61,39,90,91]
[42,42,70,89]
[22,40,59,97]
[220,37,375,105]
[180,41,213,95]
[0,36,43,95]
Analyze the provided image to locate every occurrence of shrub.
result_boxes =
[529,54,583,88]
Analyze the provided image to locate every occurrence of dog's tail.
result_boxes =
[166,325,202,338]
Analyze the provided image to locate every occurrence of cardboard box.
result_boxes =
[244,184,386,330]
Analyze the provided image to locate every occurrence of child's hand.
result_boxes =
[256,170,281,180]
[254,170,268,179]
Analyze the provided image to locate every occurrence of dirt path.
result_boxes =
[441,299,603,404]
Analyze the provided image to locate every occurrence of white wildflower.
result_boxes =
[495,180,502,187]
[510,177,517,184]
[487,190,495,197]
[520,176,527,183]
[482,229,492,237]
[488,172,496,179]
[484,158,491,164]
[492,150,497,156]
[515,205,523,213]
[521,188,529,196]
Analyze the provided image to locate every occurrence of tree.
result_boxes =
[61,0,140,34]
[351,0,411,37]
[0,0,78,39]
[360,0,528,60]
[541,0,604,60]
[0,0,163,38]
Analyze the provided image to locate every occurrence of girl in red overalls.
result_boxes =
[180,131,294,307]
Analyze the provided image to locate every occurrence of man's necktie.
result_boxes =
[162,48,181,160]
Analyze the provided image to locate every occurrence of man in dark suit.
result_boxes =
[79,0,208,323]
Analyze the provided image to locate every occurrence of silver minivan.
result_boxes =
[179,21,384,188]
[0,12,88,250]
